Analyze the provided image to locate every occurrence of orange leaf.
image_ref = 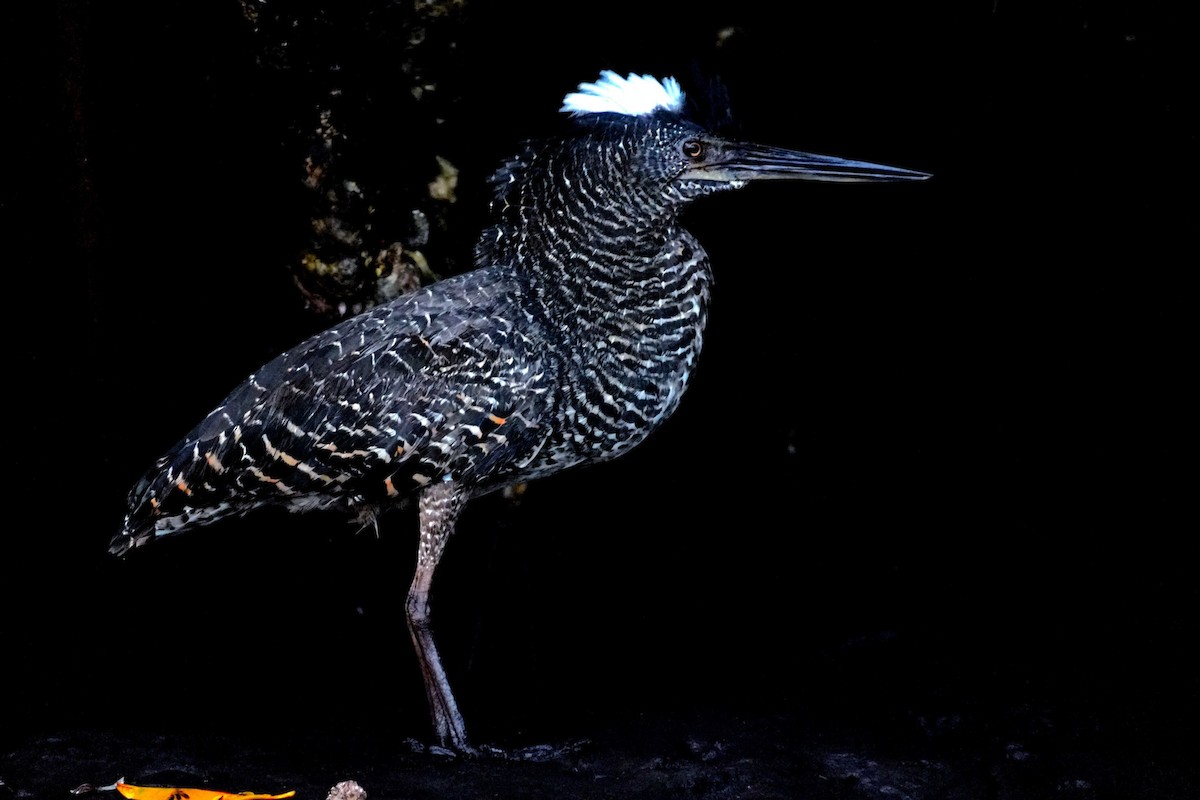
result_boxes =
[116,782,296,800]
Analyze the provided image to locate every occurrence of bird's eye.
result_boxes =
[682,140,703,159]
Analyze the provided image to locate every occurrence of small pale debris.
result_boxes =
[685,736,727,762]
[326,780,367,800]
[1004,742,1031,762]
[428,156,459,203]
[69,779,122,796]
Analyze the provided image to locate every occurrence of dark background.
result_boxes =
[4,0,1194,781]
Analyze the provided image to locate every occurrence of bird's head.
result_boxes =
[479,70,929,264]
[556,71,930,210]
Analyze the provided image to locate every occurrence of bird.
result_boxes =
[110,70,929,755]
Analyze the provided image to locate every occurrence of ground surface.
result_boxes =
[5,693,1195,800]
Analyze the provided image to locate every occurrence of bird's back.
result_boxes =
[112,266,557,555]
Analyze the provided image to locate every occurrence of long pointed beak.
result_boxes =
[683,141,931,184]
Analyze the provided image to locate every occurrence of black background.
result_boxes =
[4,0,1194,769]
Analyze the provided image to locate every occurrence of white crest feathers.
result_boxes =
[560,71,685,117]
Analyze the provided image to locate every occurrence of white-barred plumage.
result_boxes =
[113,70,927,756]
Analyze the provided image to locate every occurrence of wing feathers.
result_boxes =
[120,268,556,544]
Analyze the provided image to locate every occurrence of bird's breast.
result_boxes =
[521,242,712,477]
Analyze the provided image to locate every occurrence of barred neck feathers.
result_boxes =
[472,71,714,319]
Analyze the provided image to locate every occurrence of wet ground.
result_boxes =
[5,675,1195,799]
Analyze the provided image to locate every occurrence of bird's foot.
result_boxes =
[404,738,479,759]
[404,737,590,762]
[481,738,592,762]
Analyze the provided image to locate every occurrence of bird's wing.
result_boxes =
[119,267,556,547]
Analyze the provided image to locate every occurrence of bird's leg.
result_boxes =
[407,482,476,755]
[406,483,589,762]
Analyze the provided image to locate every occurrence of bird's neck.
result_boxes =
[480,180,685,309]
[531,216,688,315]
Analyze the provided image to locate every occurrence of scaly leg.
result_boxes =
[407,482,476,754]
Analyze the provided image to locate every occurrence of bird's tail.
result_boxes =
[108,472,162,557]
[108,519,155,557]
